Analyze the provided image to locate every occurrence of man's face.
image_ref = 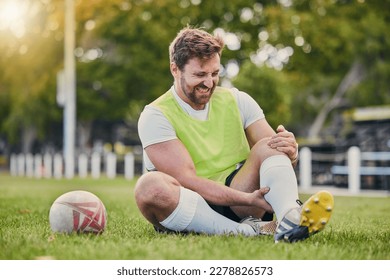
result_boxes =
[172,54,220,110]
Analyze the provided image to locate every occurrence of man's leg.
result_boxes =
[230,139,300,221]
[134,171,261,236]
[260,155,334,242]
[230,139,333,242]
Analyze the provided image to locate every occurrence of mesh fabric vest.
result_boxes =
[151,87,250,184]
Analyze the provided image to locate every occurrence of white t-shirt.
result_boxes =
[138,86,265,171]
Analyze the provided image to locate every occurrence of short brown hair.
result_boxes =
[169,27,225,71]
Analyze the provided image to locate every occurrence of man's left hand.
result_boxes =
[267,124,298,163]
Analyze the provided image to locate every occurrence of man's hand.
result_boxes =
[250,187,274,213]
[267,124,298,164]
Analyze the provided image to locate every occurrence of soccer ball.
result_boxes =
[49,190,107,234]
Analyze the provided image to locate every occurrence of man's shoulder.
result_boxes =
[150,89,174,107]
[214,86,233,94]
[212,86,236,102]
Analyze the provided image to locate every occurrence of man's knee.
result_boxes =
[135,172,161,194]
[135,172,166,203]
[251,138,284,162]
[134,171,180,213]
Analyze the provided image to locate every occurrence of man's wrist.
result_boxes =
[291,144,299,164]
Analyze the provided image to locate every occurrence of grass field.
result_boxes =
[0,174,389,260]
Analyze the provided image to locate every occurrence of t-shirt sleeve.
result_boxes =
[137,105,177,149]
[231,88,265,129]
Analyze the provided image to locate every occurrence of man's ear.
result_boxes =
[170,62,179,77]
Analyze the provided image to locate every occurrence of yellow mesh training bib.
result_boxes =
[152,87,250,184]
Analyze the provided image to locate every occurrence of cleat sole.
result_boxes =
[300,191,334,234]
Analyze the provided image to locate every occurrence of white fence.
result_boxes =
[9,147,390,194]
[9,152,140,180]
[299,146,390,194]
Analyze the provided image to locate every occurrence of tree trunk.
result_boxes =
[22,126,37,154]
[307,60,366,142]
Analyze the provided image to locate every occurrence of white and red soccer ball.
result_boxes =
[49,190,107,234]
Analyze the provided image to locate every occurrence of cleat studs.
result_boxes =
[309,219,314,224]
[304,208,311,213]
[326,206,332,212]
[320,219,327,225]
[314,197,319,203]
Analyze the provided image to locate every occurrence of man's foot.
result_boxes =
[274,190,334,243]
[240,216,277,236]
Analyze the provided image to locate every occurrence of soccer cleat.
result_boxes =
[274,190,334,243]
[240,216,277,236]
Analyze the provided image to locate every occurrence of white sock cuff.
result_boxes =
[260,155,291,177]
[160,187,198,231]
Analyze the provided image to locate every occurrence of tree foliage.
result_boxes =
[0,0,389,152]
[0,0,63,151]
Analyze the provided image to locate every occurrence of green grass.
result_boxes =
[0,174,389,260]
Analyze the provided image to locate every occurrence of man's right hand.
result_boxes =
[251,187,274,213]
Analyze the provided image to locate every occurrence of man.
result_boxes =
[135,27,334,242]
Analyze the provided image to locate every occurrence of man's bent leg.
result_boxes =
[230,139,299,220]
[228,139,333,242]
[260,155,301,221]
[259,153,334,242]
[134,172,258,236]
[134,171,180,228]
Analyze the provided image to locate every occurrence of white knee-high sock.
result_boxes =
[160,186,256,236]
[260,155,300,222]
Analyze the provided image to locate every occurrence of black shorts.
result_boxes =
[209,163,274,222]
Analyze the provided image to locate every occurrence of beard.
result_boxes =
[180,76,217,109]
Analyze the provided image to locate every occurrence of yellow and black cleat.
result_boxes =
[274,190,334,243]
[300,190,334,234]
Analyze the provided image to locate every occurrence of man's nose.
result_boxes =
[204,75,215,88]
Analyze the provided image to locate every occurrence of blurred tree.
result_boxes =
[232,61,292,128]
[287,0,390,141]
[0,0,63,152]
[231,0,390,142]
[0,0,389,154]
